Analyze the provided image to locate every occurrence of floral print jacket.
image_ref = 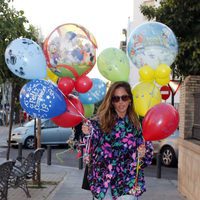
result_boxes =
[86,116,153,200]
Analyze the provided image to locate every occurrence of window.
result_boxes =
[43,120,58,128]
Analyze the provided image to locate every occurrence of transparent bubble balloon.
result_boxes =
[43,23,98,78]
[127,22,178,69]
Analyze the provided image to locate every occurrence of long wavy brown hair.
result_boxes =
[96,81,140,133]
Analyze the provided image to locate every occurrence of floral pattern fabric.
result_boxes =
[87,116,153,200]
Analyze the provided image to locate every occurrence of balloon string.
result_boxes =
[64,97,93,156]
[148,83,156,110]
[56,148,73,163]
[56,85,86,120]
[83,120,93,158]
[67,98,87,120]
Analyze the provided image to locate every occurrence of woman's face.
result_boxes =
[112,87,131,118]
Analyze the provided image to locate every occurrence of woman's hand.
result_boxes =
[137,144,146,158]
[82,122,90,135]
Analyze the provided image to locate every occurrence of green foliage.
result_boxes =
[140,0,200,78]
[0,0,38,84]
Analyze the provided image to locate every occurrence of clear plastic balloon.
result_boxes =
[127,22,178,69]
[43,23,97,78]
[97,48,130,82]
[5,38,47,79]
[132,81,162,117]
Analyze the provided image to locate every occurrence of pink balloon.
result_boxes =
[58,77,75,96]
[142,103,179,141]
[52,94,84,127]
[74,75,93,93]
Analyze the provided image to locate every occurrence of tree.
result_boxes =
[140,0,200,78]
[0,0,39,160]
[0,0,39,83]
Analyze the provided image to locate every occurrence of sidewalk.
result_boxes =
[0,158,186,200]
[0,126,186,200]
[0,124,18,147]
[48,165,186,200]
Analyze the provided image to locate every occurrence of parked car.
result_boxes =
[10,119,73,149]
[153,129,179,167]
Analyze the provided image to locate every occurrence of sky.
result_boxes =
[12,0,134,80]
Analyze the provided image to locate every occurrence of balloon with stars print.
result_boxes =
[19,79,67,119]
[78,78,106,104]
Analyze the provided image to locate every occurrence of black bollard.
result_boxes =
[18,143,23,162]
[47,145,52,165]
[78,145,84,170]
[156,153,162,178]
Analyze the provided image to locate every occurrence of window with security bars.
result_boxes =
[193,93,200,140]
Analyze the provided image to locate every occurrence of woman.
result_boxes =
[82,81,153,200]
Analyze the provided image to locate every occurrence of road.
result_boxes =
[0,125,178,180]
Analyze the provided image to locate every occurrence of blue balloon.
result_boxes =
[5,38,47,79]
[127,22,178,69]
[78,78,106,104]
[20,79,66,119]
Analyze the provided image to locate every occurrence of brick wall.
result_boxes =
[178,75,200,200]
[179,76,200,138]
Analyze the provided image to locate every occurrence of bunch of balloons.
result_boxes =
[4,23,107,127]
[127,21,179,141]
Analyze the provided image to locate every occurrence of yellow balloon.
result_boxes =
[132,82,162,117]
[46,68,59,83]
[156,76,170,86]
[139,65,155,82]
[155,64,171,79]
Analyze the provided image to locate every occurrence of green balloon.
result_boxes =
[97,48,130,82]
[83,104,95,118]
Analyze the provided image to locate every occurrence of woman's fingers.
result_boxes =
[82,124,90,134]
[137,144,146,158]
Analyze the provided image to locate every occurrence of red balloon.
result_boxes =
[142,103,179,141]
[74,75,93,93]
[58,77,75,96]
[52,94,84,127]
